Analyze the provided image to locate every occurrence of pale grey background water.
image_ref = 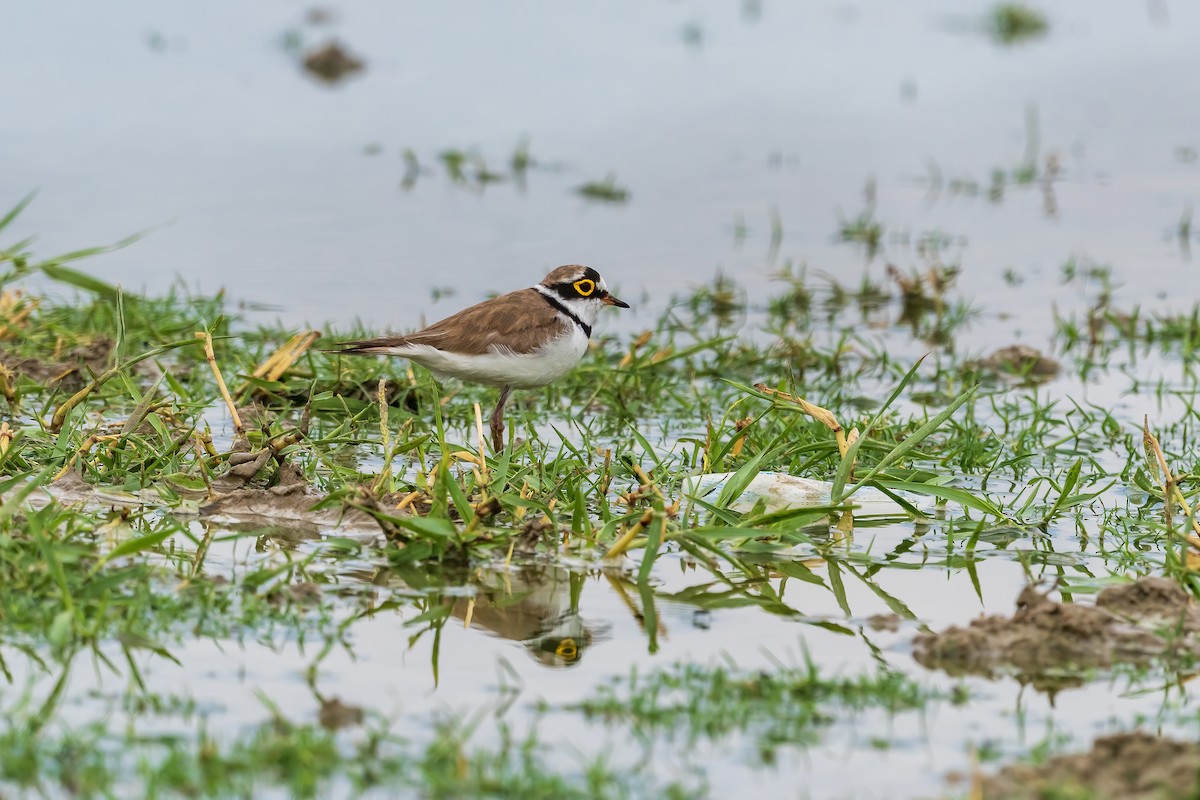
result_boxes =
[3,0,1197,343]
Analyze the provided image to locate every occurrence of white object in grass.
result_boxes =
[685,471,930,517]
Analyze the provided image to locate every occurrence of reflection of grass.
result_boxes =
[927,107,1059,214]
[0,706,698,799]
[397,144,629,203]
[572,661,937,761]
[836,208,883,259]
[836,181,884,259]
[988,3,1048,45]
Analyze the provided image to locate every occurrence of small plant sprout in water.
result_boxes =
[575,174,630,204]
[987,3,1048,46]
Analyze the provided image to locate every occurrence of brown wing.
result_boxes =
[334,288,564,356]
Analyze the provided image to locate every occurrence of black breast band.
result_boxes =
[536,288,592,338]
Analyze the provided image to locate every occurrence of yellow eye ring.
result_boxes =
[573,279,596,297]
[555,638,578,661]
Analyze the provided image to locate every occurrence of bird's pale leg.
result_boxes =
[490,385,512,451]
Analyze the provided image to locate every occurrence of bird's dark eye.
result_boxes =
[573,279,596,297]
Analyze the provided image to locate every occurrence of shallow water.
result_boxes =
[14,514,1190,798]
[6,2,1200,798]
[4,1,1198,337]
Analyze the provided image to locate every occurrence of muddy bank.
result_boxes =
[914,577,1200,685]
[3,468,378,532]
[983,732,1200,799]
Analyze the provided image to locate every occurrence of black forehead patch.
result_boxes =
[582,267,600,283]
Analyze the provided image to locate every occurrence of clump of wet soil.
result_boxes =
[199,460,325,522]
[318,697,364,730]
[0,336,114,392]
[913,577,1200,684]
[970,344,1061,381]
[983,732,1200,799]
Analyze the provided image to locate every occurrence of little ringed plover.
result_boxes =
[332,265,629,450]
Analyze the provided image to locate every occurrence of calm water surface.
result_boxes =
[3,1,1197,340]
[4,2,1200,798]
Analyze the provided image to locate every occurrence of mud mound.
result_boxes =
[1096,577,1200,627]
[975,343,1060,380]
[913,578,1200,682]
[983,732,1200,799]
[0,337,114,391]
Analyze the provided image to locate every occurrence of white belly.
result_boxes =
[398,326,588,389]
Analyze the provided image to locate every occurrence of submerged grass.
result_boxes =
[0,705,701,799]
[571,659,937,762]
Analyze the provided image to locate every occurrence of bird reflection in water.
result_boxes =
[450,564,608,668]
[354,562,610,669]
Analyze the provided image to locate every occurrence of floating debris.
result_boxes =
[303,40,365,83]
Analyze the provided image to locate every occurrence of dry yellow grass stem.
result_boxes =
[621,501,682,554]
[617,330,654,368]
[197,430,218,459]
[603,464,678,558]
[729,416,753,458]
[753,383,849,457]
[377,378,390,449]
[194,332,242,435]
[372,378,392,493]
[473,402,489,481]
[231,329,320,401]
[462,597,476,630]
[649,347,674,364]
[0,290,37,339]
[631,463,663,500]
[395,491,421,511]
[252,330,320,382]
[48,365,113,433]
[512,482,532,521]
[0,422,12,458]
[193,434,214,498]
[52,433,121,481]
[598,449,612,496]
[1143,418,1200,555]
[0,364,13,404]
[604,508,655,559]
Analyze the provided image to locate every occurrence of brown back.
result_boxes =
[339,287,565,356]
